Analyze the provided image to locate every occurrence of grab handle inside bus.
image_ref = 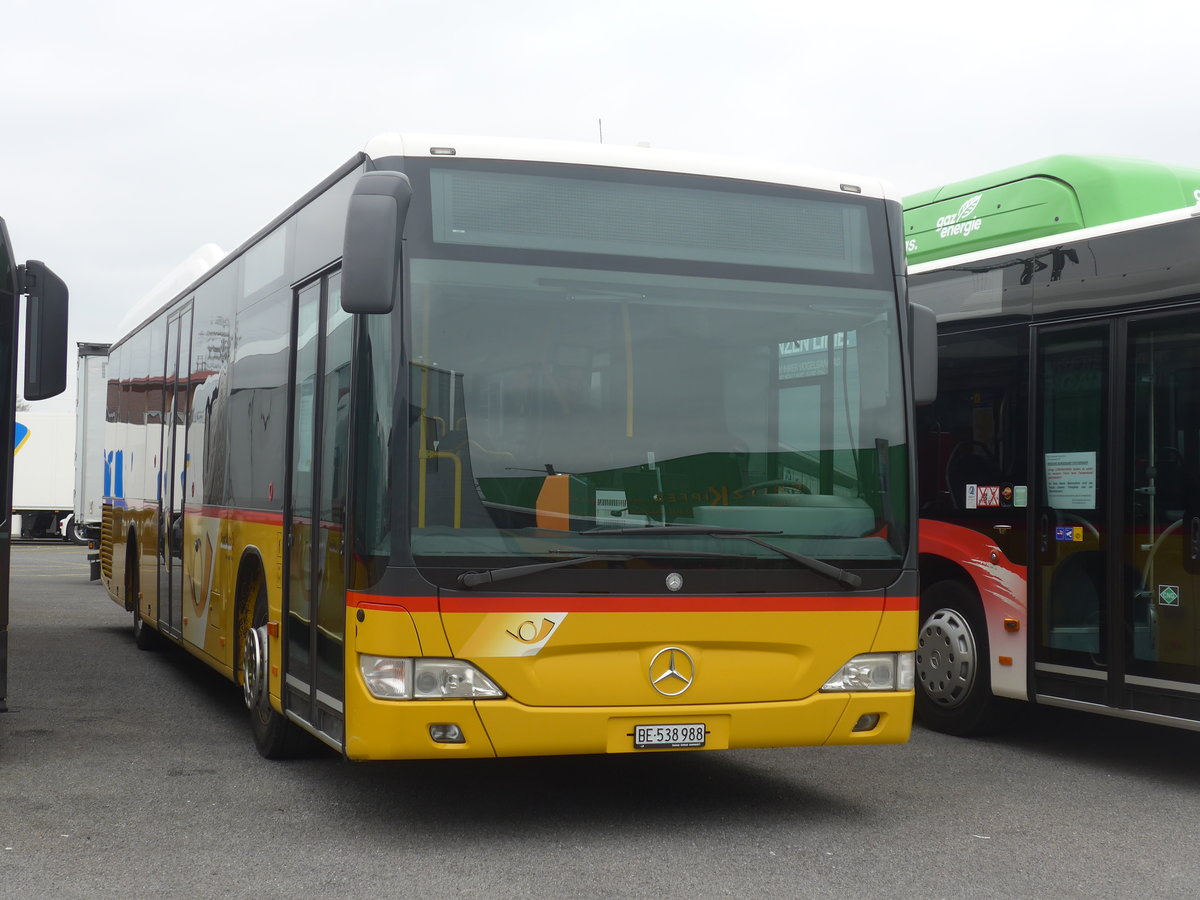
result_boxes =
[342,170,413,314]
[909,302,937,406]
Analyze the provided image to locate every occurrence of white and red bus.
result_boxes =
[908,154,1200,733]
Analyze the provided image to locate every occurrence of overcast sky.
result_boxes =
[6,0,1199,411]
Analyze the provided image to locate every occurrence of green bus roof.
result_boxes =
[902,154,1200,266]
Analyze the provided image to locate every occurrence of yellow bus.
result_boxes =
[99,135,932,759]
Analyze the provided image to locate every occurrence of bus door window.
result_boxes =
[1126,315,1200,685]
[158,318,178,578]
[159,307,192,637]
[286,273,350,741]
[286,282,320,710]
[316,273,349,718]
[1035,326,1109,665]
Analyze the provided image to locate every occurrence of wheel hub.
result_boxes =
[242,625,268,710]
[916,607,977,708]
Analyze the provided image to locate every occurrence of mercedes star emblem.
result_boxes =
[649,647,695,696]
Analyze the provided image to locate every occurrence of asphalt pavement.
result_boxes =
[4,542,1200,900]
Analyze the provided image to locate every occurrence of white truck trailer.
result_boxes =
[12,410,75,540]
[74,343,110,546]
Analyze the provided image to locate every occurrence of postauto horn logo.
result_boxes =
[936,193,984,240]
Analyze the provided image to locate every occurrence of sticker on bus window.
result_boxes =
[965,484,977,509]
[977,486,1001,507]
[1158,585,1181,607]
[1045,451,1097,510]
[1055,526,1084,542]
[1013,485,1028,508]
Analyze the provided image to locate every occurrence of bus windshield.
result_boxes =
[360,162,909,585]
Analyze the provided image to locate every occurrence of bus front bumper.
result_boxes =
[342,690,913,760]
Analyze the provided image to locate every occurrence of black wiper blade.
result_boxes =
[585,524,862,589]
[456,541,861,591]
[714,533,863,590]
[458,555,631,589]
[457,546,764,590]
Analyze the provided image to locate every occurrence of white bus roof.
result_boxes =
[363,133,897,202]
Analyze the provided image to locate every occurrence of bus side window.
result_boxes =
[921,327,1029,514]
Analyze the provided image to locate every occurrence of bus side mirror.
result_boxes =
[341,170,413,315]
[910,302,937,406]
[20,260,69,401]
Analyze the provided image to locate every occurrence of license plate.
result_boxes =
[633,723,707,749]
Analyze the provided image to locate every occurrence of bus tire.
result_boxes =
[129,541,158,651]
[241,575,294,759]
[133,605,159,651]
[915,580,997,736]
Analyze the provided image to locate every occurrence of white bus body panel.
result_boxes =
[74,347,110,529]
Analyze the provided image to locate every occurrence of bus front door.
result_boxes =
[1031,324,1112,707]
[285,272,350,749]
[158,307,192,640]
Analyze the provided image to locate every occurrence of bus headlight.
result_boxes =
[359,655,505,700]
[820,652,915,692]
[359,655,412,699]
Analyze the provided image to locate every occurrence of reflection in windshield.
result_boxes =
[405,258,908,567]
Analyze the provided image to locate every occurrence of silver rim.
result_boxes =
[916,607,977,709]
[242,625,268,710]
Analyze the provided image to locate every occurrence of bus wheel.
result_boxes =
[129,545,157,651]
[132,605,159,651]
[242,578,293,759]
[915,580,996,736]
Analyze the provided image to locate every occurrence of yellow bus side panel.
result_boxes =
[222,516,286,704]
[104,506,288,706]
[101,503,159,625]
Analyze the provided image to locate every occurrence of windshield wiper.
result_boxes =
[587,525,863,590]
[458,546,772,590]
[458,554,631,589]
[714,533,863,590]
